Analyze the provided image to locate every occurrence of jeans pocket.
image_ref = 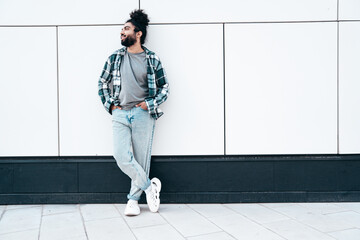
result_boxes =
[141,108,149,114]
[136,106,147,112]
[112,108,121,114]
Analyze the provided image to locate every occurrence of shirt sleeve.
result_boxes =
[145,57,170,118]
[98,56,114,114]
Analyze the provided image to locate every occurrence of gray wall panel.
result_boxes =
[58,26,121,156]
[339,0,360,20]
[143,0,337,23]
[0,0,138,25]
[225,23,337,154]
[0,27,58,156]
[146,24,224,155]
[339,22,360,153]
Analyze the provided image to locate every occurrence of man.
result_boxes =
[98,9,169,216]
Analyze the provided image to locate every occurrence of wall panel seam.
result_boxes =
[56,26,60,156]
[223,23,226,156]
[337,0,340,154]
[3,20,360,28]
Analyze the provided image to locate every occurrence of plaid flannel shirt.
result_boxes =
[98,46,169,120]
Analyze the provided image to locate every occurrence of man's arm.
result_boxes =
[145,58,170,115]
[98,57,114,114]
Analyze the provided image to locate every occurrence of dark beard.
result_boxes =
[121,35,136,47]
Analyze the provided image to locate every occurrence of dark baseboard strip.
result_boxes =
[1,154,359,164]
[1,192,360,205]
[1,155,359,204]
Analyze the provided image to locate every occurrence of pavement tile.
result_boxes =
[133,224,185,240]
[269,204,317,221]
[296,212,353,233]
[39,211,87,240]
[187,204,235,218]
[0,229,38,240]
[333,203,360,214]
[260,203,298,209]
[328,228,360,240]
[85,217,136,240]
[268,203,352,232]
[5,205,41,210]
[80,204,120,221]
[187,231,236,240]
[209,213,285,240]
[298,203,348,214]
[224,203,290,224]
[326,211,360,228]
[159,204,221,237]
[0,206,42,235]
[43,204,79,216]
[263,219,335,240]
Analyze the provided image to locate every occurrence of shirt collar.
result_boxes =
[120,46,151,58]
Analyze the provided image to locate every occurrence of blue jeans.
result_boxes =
[112,106,155,201]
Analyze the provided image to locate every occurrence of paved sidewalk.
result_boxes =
[0,202,360,239]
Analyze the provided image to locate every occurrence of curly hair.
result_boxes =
[126,9,150,45]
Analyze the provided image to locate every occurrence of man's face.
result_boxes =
[121,22,137,47]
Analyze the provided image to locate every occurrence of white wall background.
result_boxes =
[0,0,359,156]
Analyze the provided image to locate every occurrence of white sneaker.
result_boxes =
[124,199,140,216]
[146,177,162,212]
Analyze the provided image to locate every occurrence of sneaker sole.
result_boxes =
[124,211,140,216]
[149,177,161,212]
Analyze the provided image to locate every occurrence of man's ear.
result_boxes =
[136,31,143,40]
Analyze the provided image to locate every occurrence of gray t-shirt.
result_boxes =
[119,51,148,110]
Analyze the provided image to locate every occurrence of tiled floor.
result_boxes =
[0,202,360,240]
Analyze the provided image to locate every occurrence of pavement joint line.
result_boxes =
[0,228,39,237]
[325,227,359,234]
[266,205,347,238]
[157,205,188,239]
[186,204,251,240]
[0,206,6,223]
[221,204,288,240]
[37,205,44,240]
[113,203,139,240]
[78,204,90,240]
[186,230,234,240]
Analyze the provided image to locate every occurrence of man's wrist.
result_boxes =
[110,104,117,111]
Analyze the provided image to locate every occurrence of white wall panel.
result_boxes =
[146,24,224,155]
[0,0,138,25]
[339,22,360,154]
[58,26,122,156]
[0,27,58,156]
[143,0,337,23]
[339,0,360,20]
[225,23,337,154]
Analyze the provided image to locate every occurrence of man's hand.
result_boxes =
[111,105,122,111]
[135,101,148,110]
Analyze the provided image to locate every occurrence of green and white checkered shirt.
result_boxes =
[98,46,169,120]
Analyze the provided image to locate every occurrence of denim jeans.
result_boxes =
[112,106,155,201]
